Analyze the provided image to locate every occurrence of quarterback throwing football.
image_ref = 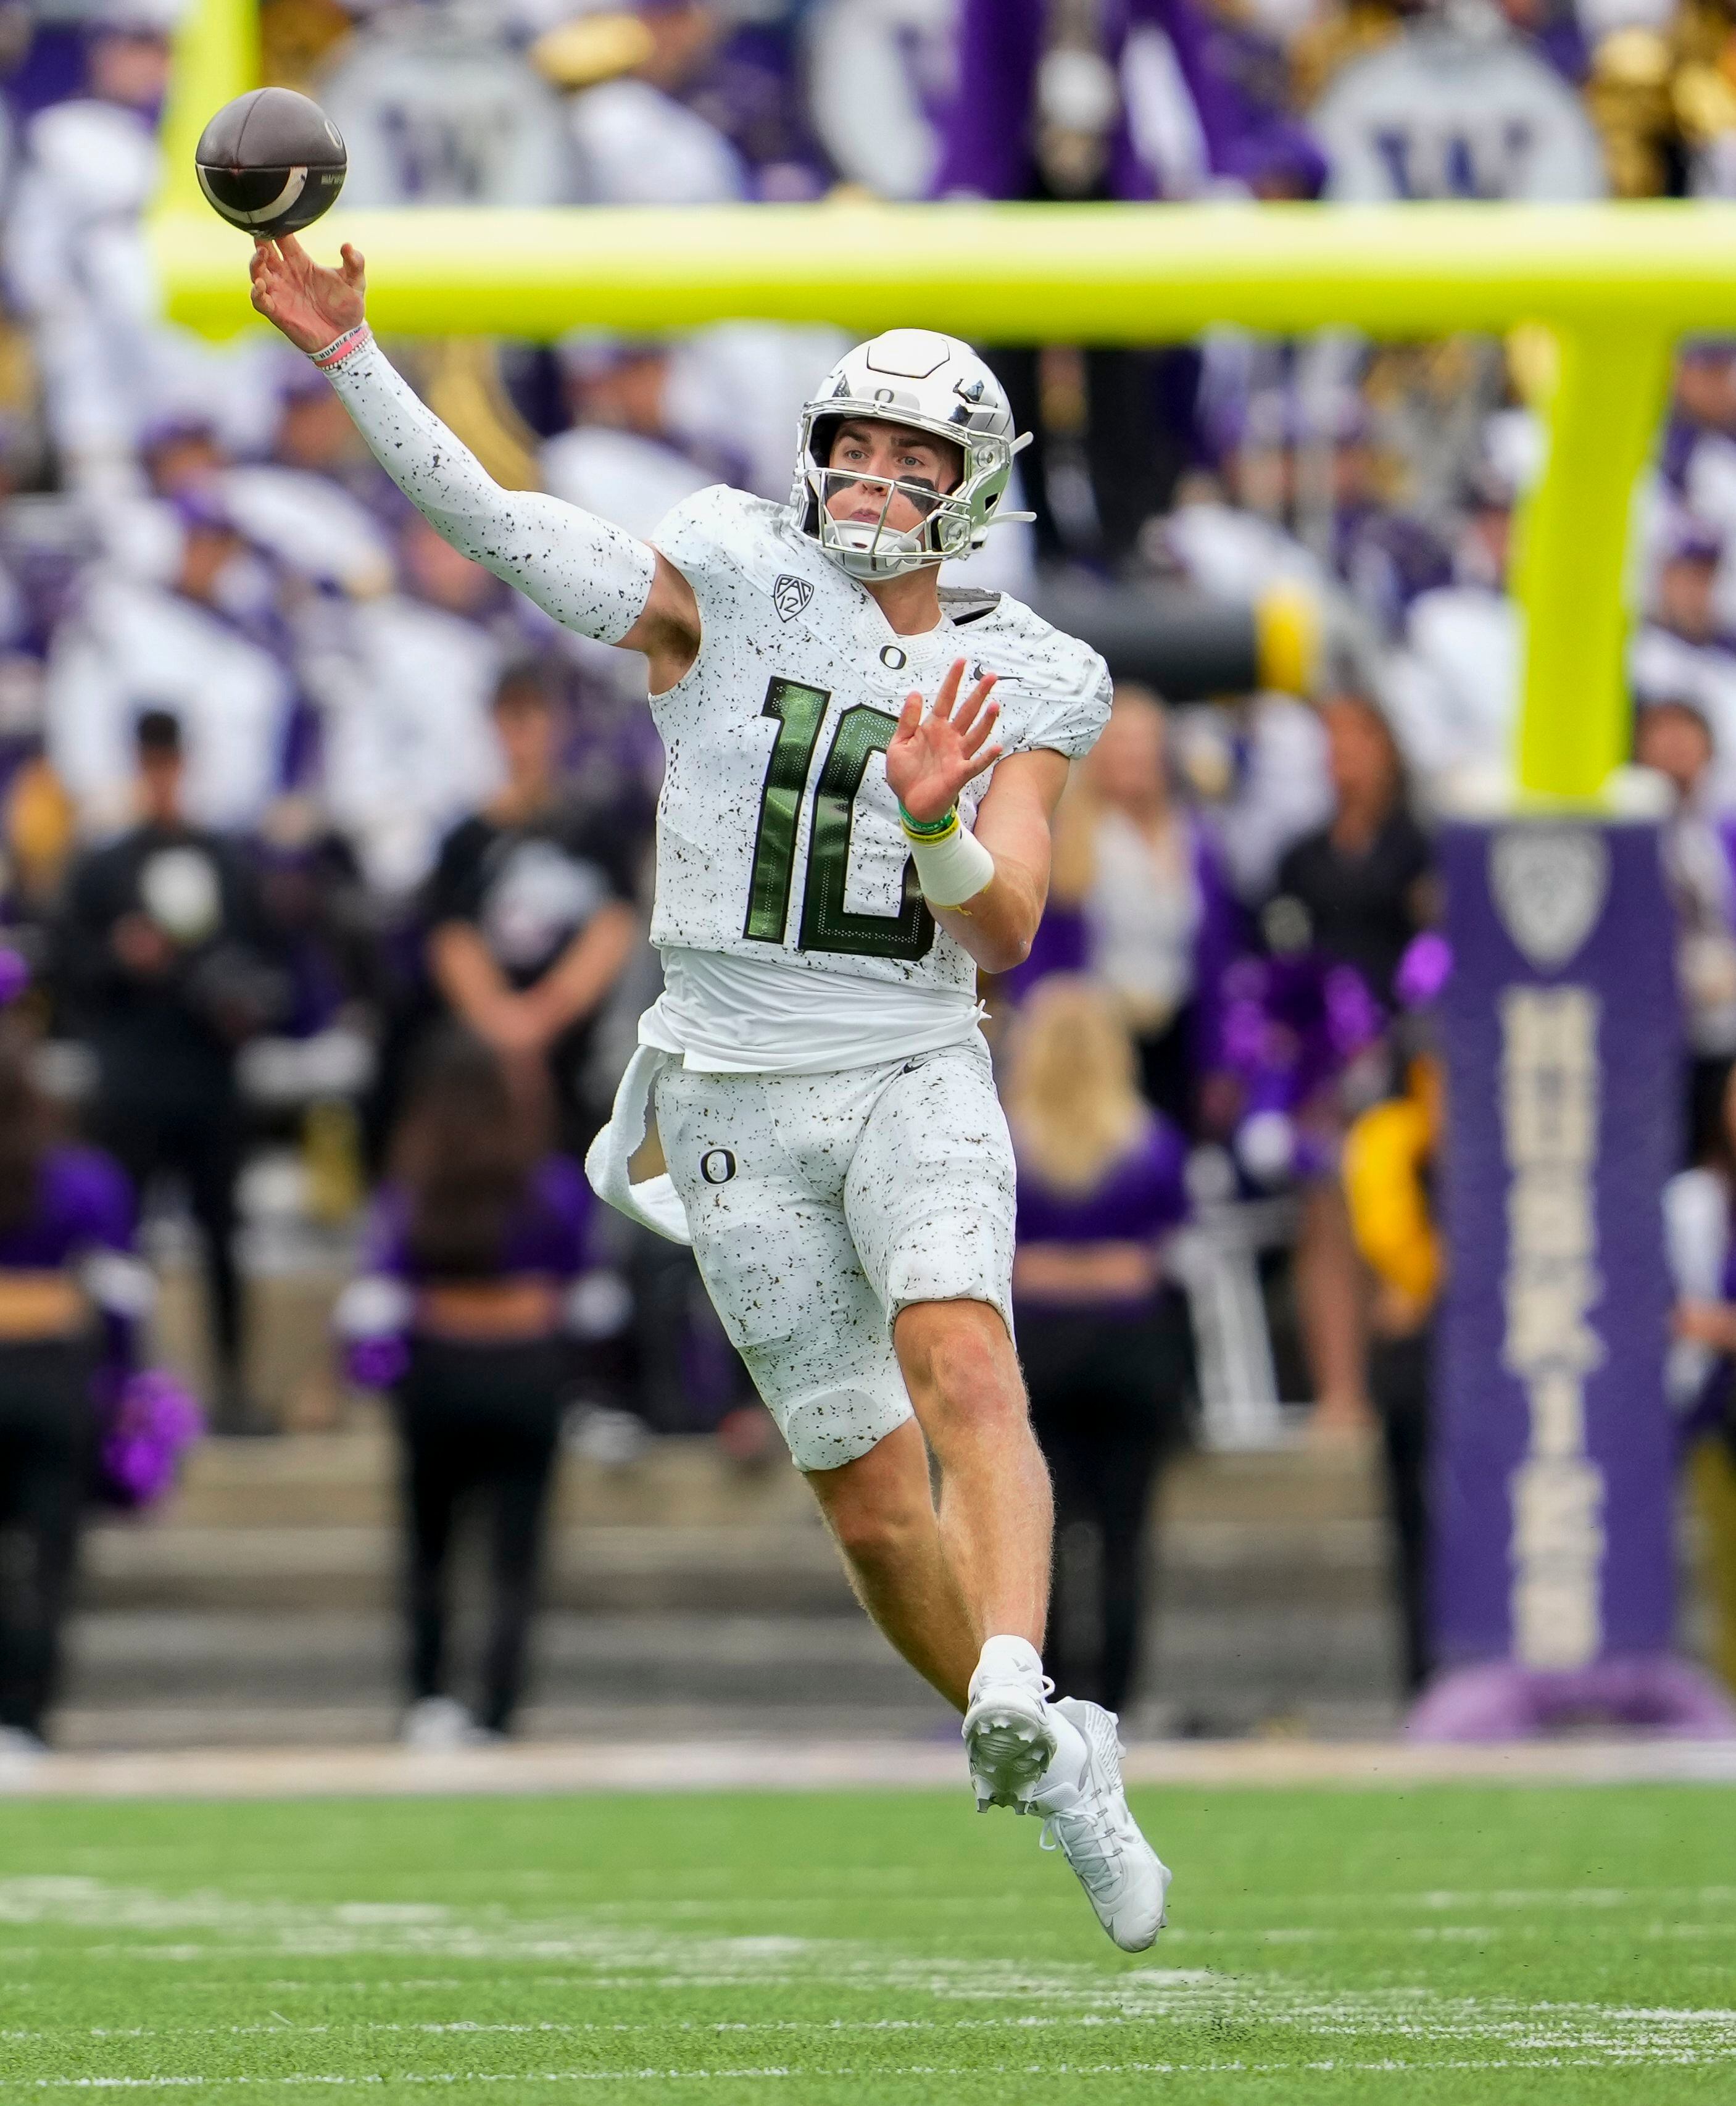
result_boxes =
[251,235,1169,1950]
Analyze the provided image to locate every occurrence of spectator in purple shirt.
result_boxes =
[1004,977,1192,1719]
[0,1016,149,1754]
[336,1029,592,1747]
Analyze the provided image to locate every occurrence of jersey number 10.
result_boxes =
[742,676,936,962]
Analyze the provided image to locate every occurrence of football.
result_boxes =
[194,87,346,238]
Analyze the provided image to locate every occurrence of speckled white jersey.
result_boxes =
[647,485,1111,996]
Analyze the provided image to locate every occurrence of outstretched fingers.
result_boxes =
[949,670,997,743]
[249,242,282,316]
[959,697,1001,762]
[895,689,924,741]
[929,657,967,722]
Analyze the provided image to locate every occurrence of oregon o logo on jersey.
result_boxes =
[700,1149,737,1185]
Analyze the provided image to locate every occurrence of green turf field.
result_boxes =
[0,1782,1730,2102]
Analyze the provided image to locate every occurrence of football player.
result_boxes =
[249,233,1169,1950]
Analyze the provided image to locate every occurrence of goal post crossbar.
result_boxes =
[154,0,1726,803]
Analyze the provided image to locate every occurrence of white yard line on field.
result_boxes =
[6,2057,1736,2087]
[4,1879,1736,2072]
[7,1736,1736,1801]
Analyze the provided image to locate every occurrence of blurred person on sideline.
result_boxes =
[218,376,397,604]
[1385,456,1521,793]
[1016,684,1241,1136]
[1631,515,1736,810]
[1269,690,1431,1436]
[547,0,746,205]
[2,6,172,493]
[1277,689,1434,1010]
[1003,978,1192,1719]
[805,0,957,201]
[1342,933,1448,1699]
[1634,696,1736,1162]
[422,662,643,1155]
[320,0,572,208]
[1661,344,1736,549]
[44,490,297,841]
[316,514,509,899]
[138,412,229,502]
[336,1031,592,1747]
[935,0,1316,567]
[56,711,284,1434]
[265,353,405,528]
[1665,1062,1736,1699]
[539,338,715,543]
[0,999,151,1756]
[1309,0,1604,201]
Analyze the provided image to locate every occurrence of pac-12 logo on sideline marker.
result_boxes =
[1489,826,1610,970]
[700,1149,737,1184]
[772,574,814,623]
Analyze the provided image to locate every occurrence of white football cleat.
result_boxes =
[962,1649,1058,1810]
[1032,1696,1171,1952]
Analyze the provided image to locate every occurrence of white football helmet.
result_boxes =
[791,328,1030,581]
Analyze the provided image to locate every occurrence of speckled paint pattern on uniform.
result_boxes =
[647,483,1110,1000]
[328,339,659,644]
[655,1039,1017,1471]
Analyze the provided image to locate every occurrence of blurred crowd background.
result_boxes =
[10,0,1736,1754]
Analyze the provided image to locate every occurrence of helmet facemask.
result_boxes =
[802,460,979,581]
[793,399,1021,582]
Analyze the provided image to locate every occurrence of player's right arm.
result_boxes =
[247,236,699,688]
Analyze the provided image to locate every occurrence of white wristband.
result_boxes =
[905,817,994,907]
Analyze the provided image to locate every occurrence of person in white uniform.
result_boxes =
[247,233,1168,1953]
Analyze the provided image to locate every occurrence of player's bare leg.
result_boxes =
[887,1296,1169,1947]
[887,1297,1061,1807]
[804,1301,1053,1737]
[892,1299,1051,1649]
[805,1418,978,1708]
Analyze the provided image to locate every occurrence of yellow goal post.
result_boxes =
[153,0,1736,805]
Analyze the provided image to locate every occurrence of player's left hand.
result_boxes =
[886,657,1001,825]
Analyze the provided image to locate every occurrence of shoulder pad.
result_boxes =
[652,482,781,562]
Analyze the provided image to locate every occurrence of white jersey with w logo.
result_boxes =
[642,483,1109,1068]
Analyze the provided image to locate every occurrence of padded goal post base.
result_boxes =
[1410,1653,1735,1739]
[1412,814,1736,1741]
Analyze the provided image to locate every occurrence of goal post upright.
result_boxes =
[158,0,260,219]
[1511,324,1677,802]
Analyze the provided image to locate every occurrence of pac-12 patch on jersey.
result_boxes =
[646,484,1111,998]
[772,573,814,622]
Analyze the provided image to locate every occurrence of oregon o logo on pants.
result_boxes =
[700,1149,737,1185]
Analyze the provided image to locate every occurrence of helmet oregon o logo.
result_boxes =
[700,1149,737,1185]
